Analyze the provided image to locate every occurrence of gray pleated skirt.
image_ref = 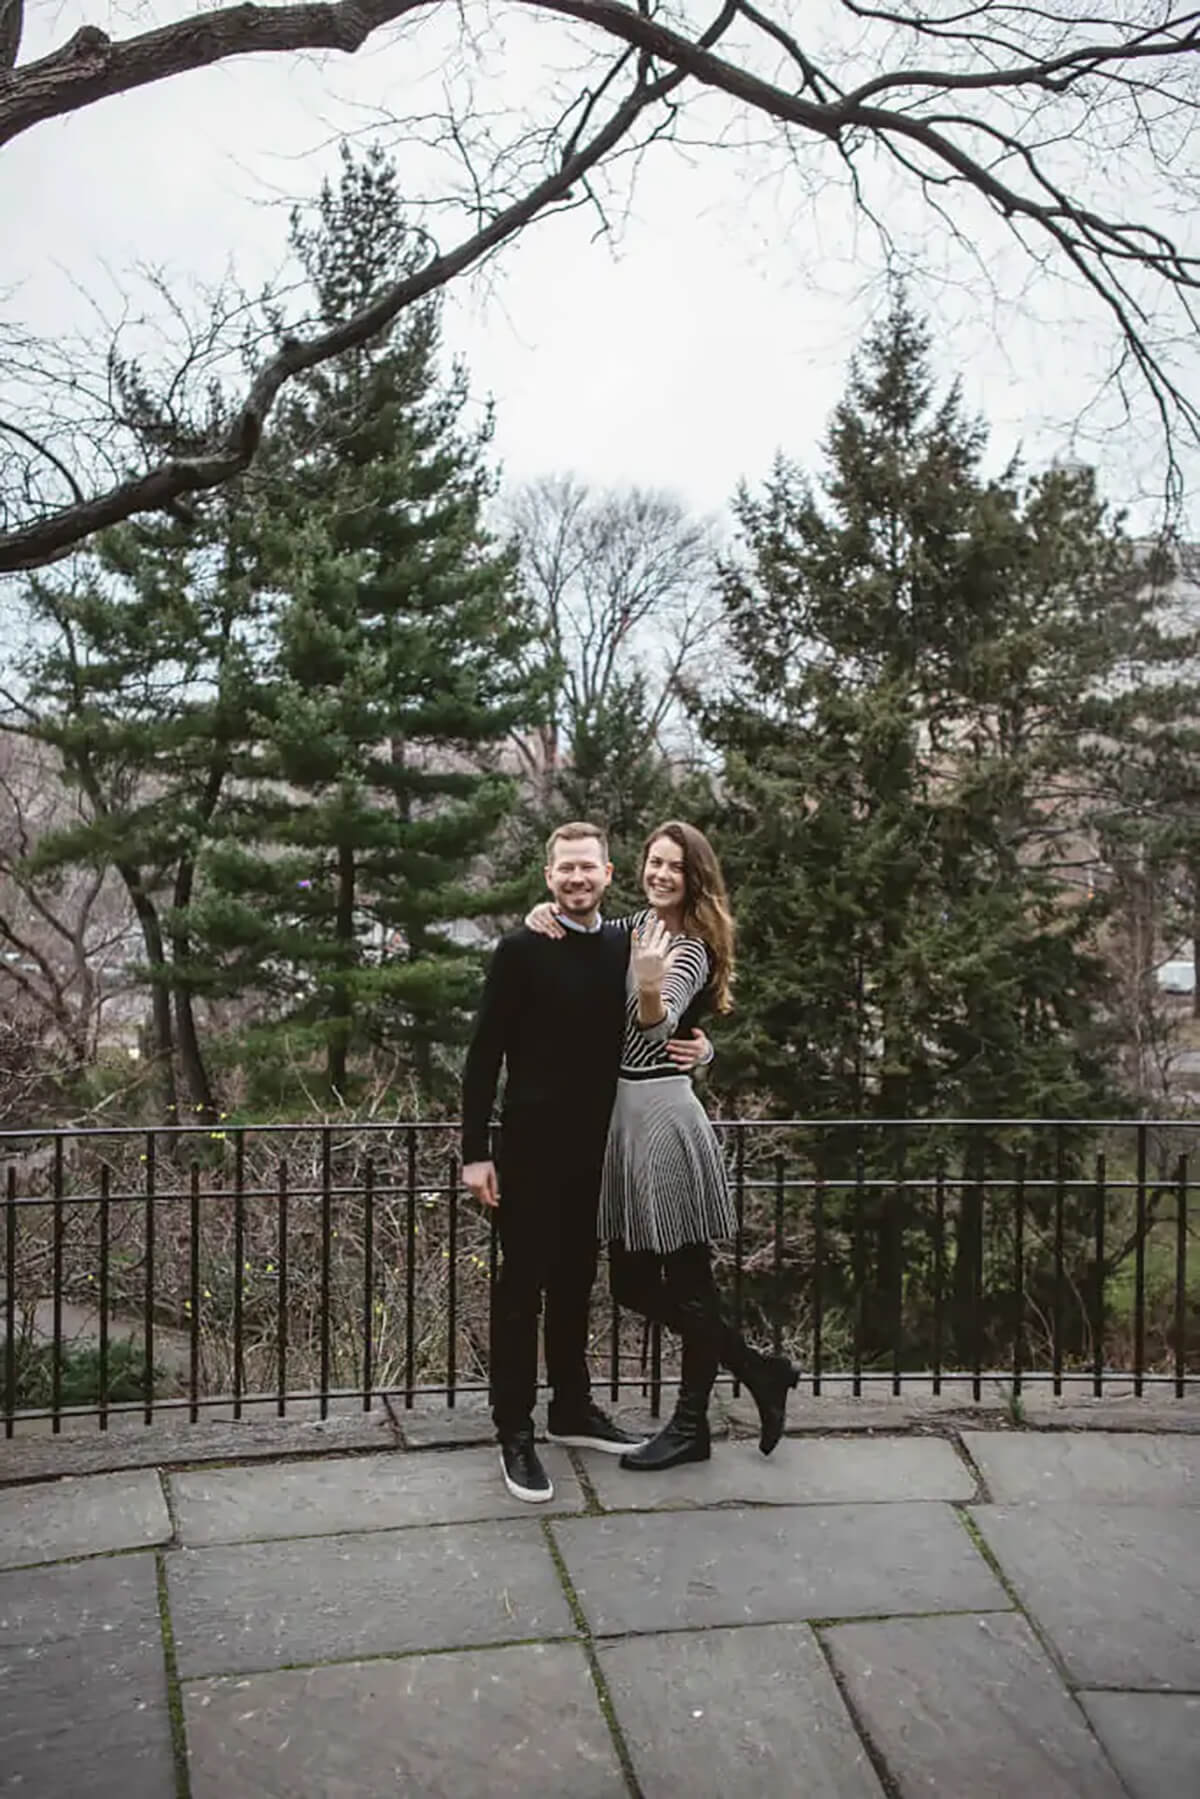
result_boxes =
[598,1074,737,1255]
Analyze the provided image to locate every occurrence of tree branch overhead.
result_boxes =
[1,1,1197,567]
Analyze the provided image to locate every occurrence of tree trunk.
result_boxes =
[119,869,179,1122]
[951,1159,984,1367]
[872,1056,908,1361]
[173,989,215,1122]
[171,857,217,1122]
[328,840,355,1097]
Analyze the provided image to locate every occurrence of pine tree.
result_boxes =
[1079,543,1200,1088]
[190,146,543,1103]
[698,294,1165,1358]
[703,296,1145,1123]
[9,452,265,1121]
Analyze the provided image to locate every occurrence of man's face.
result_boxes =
[545,836,613,924]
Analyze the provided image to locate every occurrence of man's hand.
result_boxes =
[665,1028,713,1071]
[525,901,565,938]
[463,1159,500,1209]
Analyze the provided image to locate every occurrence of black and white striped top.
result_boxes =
[618,909,712,1080]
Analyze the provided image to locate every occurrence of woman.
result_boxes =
[527,820,798,1470]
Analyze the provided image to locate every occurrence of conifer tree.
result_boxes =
[190,146,543,1101]
[698,294,1170,1355]
[703,296,1149,1124]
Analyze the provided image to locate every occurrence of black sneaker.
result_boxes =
[547,1400,648,1455]
[499,1428,554,1503]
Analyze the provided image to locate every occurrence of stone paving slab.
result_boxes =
[390,1391,727,1450]
[973,1504,1200,1689]
[965,1430,1200,1504]
[184,1642,625,1798]
[1079,1691,1200,1799]
[1017,1392,1200,1433]
[725,1381,1011,1437]
[0,1468,171,1568]
[586,1435,975,1511]
[167,1517,576,1677]
[825,1612,1126,1799]
[553,1502,1008,1637]
[170,1445,585,1545]
[388,1394,495,1448]
[0,1408,397,1481]
[598,1623,885,1797]
[0,1552,176,1798]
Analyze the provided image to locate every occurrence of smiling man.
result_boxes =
[461,820,708,1502]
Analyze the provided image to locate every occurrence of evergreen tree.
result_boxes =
[702,296,1151,1126]
[1078,546,1200,1093]
[7,448,265,1121]
[695,295,1192,1357]
[190,146,543,1102]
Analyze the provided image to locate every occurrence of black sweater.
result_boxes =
[461,923,629,1163]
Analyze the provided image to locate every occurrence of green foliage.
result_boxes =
[11,418,270,1120]
[9,143,545,1117]
[185,144,546,1101]
[701,292,1141,1125]
[14,1337,155,1410]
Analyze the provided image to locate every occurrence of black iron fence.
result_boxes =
[1,1117,1196,1436]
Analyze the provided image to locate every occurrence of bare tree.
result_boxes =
[1,3,1198,571]
[0,732,134,1067]
[505,475,719,800]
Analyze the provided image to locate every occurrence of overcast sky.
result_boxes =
[6,3,1197,537]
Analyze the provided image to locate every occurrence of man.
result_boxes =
[461,821,710,1502]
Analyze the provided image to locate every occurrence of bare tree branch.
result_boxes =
[0,1,430,147]
[507,474,720,785]
[2,1,1198,565]
[0,10,742,571]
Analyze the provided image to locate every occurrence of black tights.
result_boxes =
[608,1239,754,1400]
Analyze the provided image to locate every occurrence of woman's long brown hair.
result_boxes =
[640,820,735,1013]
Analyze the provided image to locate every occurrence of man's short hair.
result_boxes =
[545,820,609,864]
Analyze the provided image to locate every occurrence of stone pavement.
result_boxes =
[1,1425,1198,1797]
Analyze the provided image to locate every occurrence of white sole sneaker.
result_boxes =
[499,1450,554,1503]
[546,1431,649,1455]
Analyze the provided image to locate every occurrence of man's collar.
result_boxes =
[554,909,603,935]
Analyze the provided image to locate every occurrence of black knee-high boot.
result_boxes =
[619,1331,716,1471]
[725,1337,800,1456]
[675,1246,798,1456]
[610,1241,799,1465]
[617,1242,798,1464]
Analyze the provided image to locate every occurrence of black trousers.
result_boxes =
[608,1239,750,1397]
[489,1126,605,1435]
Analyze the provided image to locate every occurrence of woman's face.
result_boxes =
[643,835,687,914]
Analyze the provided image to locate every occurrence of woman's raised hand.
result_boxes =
[631,914,675,989]
[525,901,565,938]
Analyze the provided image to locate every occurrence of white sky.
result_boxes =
[5,2,1198,536]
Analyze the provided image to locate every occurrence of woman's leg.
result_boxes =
[613,1241,719,1470]
[618,1240,799,1464]
[608,1241,665,1320]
